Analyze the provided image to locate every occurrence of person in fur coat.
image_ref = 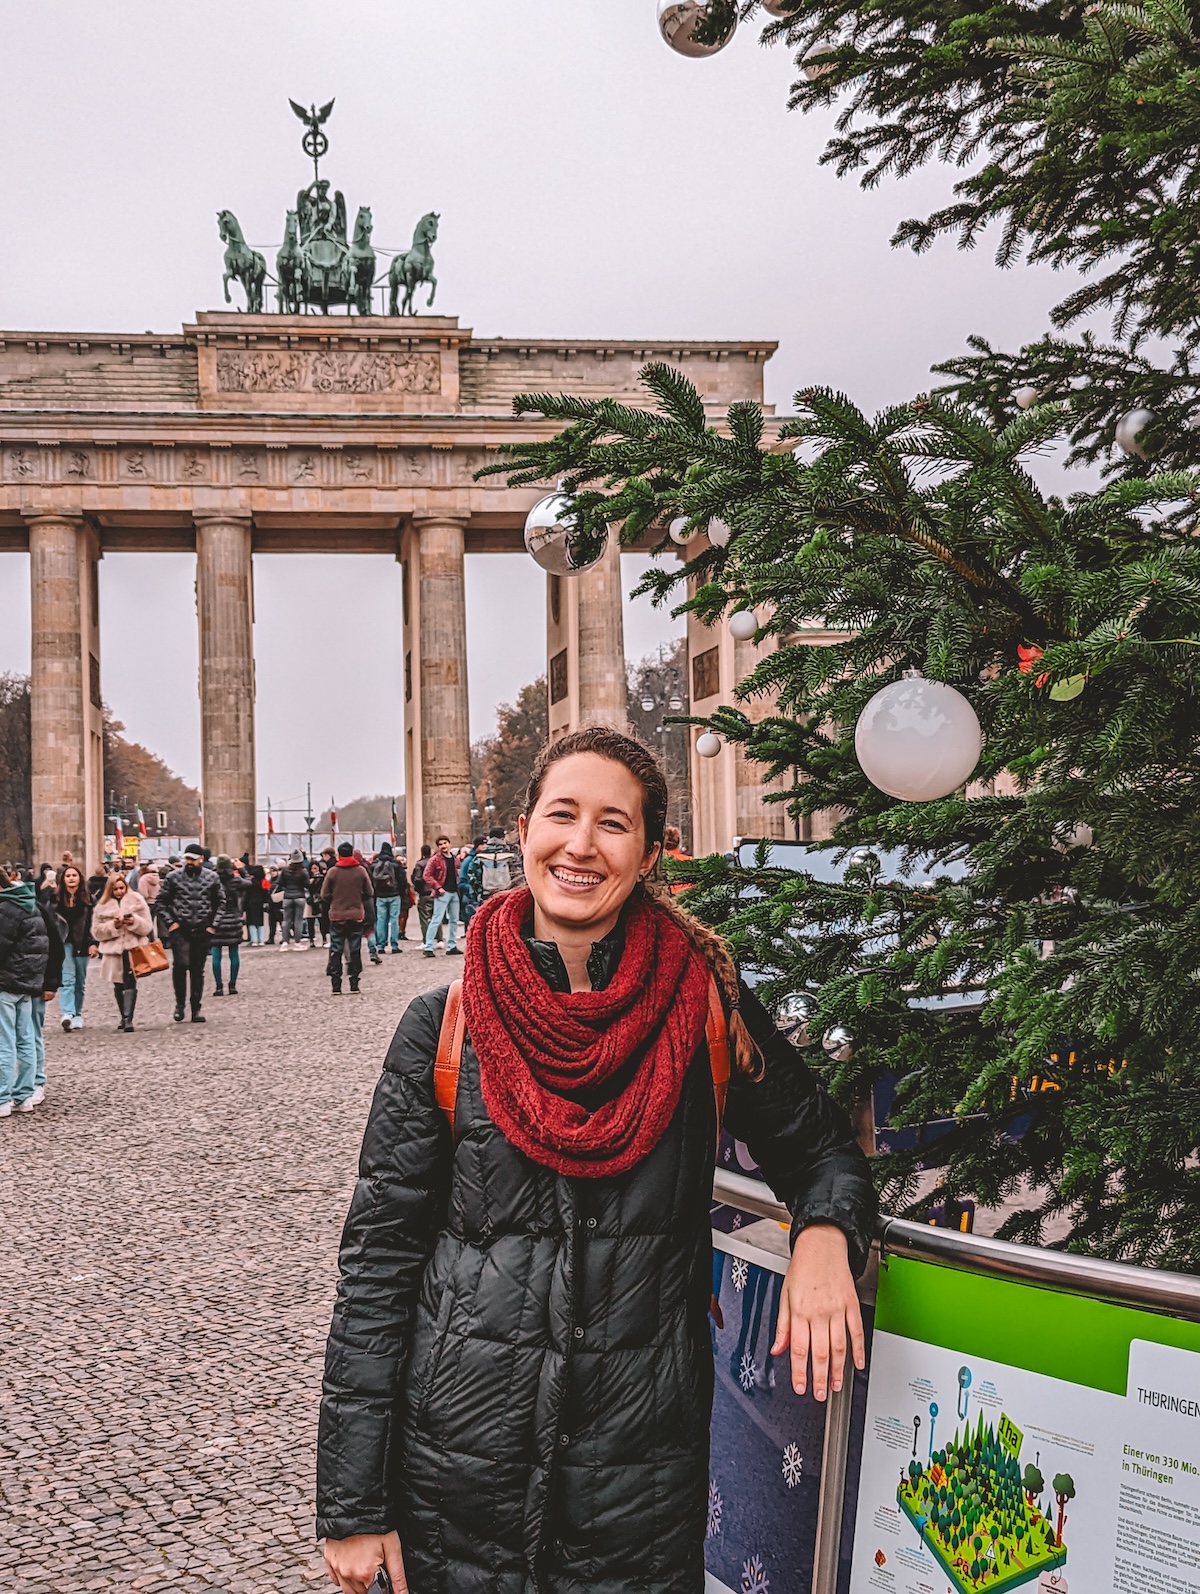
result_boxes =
[92,873,154,1032]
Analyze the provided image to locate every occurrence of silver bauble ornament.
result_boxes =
[708,517,732,548]
[1115,407,1157,460]
[802,38,837,78]
[657,0,737,57]
[669,515,696,545]
[696,732,723,758]
[854,670,982,802]
[822,1025,854,1062]
[776,991,816,1048]
[728,609,759,642]
[1013,386,1041,410]
[523,493,606,576]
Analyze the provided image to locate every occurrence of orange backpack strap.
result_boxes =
[434,979,466,1132]
[434,974,730,1141]
[706,976,730,1140]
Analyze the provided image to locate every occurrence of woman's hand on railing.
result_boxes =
[323,1530,407,1594]
[772,1223,866,1402]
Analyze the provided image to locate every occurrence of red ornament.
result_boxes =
[1018,644,1050,688]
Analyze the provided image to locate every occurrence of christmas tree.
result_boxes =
[483,0,1200,1268]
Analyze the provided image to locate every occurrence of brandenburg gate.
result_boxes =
[0,314,784,865]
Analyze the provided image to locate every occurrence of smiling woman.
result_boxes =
[316,726,877,1594]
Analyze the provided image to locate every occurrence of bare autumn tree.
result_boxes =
[626,641,691,851]
[0,674,32,864]
[471,676,549,835]
[102,711,200,840]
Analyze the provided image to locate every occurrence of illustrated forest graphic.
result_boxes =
[897,1406,1072,1592]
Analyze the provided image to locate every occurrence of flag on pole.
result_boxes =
[136,807,147,838]
[390,797,398,846]
[114,817,125,852]
[197,799,204,844]
[266,799,275,837]
[330,801,338,846]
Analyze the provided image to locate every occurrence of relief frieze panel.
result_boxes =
[214,348,442,396]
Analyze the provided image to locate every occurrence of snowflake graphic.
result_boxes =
[706,1480,723,1539]
[781,1442,803,1488]
[731,1212,743,1230]
[741,1553,770,1594]
[738,1349,758,1391]
[730,1256,749,1292]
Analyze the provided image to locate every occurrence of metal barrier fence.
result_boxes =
[710,1168,1200,1594]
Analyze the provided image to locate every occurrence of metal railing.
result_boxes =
[711,1167,1200,1594]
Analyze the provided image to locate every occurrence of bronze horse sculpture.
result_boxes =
[389,212,439,316]
[217,210,266,313]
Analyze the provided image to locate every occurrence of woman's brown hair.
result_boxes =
[56,865,90,909]
[523,725,759,1074]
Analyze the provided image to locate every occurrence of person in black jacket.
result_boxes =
[0,865,50,1117]
[209,856,246,995]
[157,844,224,1023]
[317,727,876,1594]
[54,863,94,1032]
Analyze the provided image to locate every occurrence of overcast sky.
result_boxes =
[0,0,1076,815]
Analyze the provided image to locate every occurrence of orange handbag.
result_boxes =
[128,940,169,978]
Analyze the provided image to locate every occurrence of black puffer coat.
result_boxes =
[158,863,224,931]
[0,883,50,996]
[317,953,875,1594]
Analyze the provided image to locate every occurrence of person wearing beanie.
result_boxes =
[319,843,374,995]
[370,841,406,955]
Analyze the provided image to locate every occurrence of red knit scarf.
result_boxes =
[461,887,711,1178]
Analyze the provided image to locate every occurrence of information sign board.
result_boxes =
[849,1255,1200,1593]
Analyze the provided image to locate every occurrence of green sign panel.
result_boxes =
[849,1257,1200,1593]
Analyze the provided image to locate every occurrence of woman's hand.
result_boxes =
[88,945,99,958]
[771,1223,865,1402]
[323,1531,407,1594]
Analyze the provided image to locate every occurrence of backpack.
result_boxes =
[411,859,427,895]
[478,850,513,897]
[434,977,730,1141]
[371,859,398,892]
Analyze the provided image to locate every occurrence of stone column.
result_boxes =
[576,538,627,728]
[28,515,104,867]
[195,516,256,860]
[414,514,472,846]
[545,538,628,742]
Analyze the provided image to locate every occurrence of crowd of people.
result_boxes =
[0,826,523,1115]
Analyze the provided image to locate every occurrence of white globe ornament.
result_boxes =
[708,517,732,548]
[802,38,837,78]
[523,493,606,576]
[1115,407,1157,460]
[696,732,723,758]
[1013,386,1041,410]
[728,609,759,642]
[822,1026,854,1063]
[854,671,982,802]
[657,0,738,57]
[669,515,696,545]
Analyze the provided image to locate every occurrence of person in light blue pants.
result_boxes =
[59,942,89,1027]
[0,991,37,1112]
[422,888,459,954]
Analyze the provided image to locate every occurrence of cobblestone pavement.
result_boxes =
[0,936,448,1594]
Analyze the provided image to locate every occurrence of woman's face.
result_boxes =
[519,753,659,940]
[63,867,81,894]
[111,876,127,901]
